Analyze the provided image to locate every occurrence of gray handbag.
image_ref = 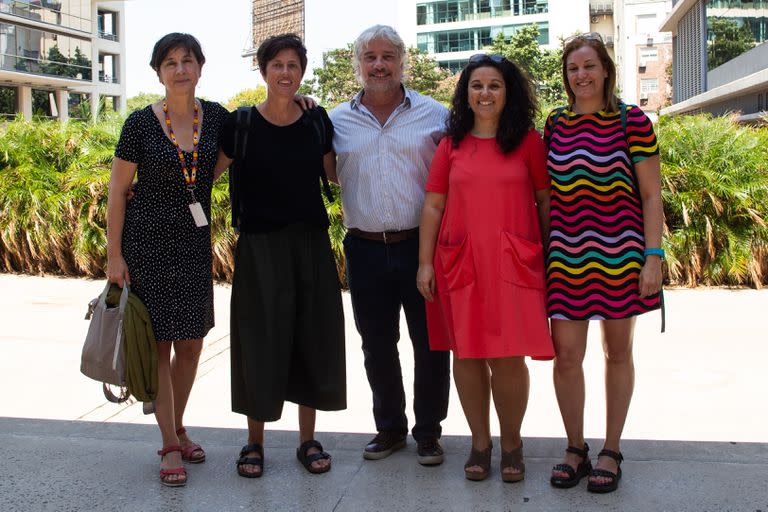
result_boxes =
[81,282,128,393]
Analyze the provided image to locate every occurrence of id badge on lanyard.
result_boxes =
[163,99,208,228]
[188,191,208,227]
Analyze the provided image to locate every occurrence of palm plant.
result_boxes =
[658,113,768,287]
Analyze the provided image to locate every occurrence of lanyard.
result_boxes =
[163,99,199,192]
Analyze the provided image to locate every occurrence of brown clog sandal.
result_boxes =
[464,444,492,481]
[500,442,525,483]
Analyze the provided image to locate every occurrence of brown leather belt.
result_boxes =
[347,227,419,244]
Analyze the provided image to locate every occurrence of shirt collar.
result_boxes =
[350,85,413,110]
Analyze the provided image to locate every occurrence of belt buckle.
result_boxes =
[382,231,388,244]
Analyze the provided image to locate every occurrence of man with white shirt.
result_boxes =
[328,25,450,466]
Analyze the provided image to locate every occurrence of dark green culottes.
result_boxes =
[230,223,346,421]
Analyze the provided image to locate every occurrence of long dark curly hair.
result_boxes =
[448,56,537,154]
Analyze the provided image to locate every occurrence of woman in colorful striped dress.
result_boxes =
[545,34,663,494]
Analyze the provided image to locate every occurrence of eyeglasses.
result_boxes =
[468,53,507,64]
[564,32,604,45]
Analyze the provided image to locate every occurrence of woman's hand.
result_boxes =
[638,256,662,298]
[107,254,131,288]
[417,263,436,302]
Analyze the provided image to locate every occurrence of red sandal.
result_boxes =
[176,427,206,464]
[157,445,187,487]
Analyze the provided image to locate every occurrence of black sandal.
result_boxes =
[551,443,592,488]
[236,443,264,478]
[587,448,623,493]
[500,442,525,483]
[296,440,332,474]
[464,444,492,481]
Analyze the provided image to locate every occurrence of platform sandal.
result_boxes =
[551,443,592,488]
[587,448,623,494]
[464,444,492,481]
[157,445,187,487]
[500,442,525,483]
[176,427,205,464]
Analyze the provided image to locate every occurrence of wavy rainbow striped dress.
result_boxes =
[544,105,661,320]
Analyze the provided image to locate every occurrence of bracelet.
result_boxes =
[644,248,665,259]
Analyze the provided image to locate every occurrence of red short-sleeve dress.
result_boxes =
[425,130,555,360]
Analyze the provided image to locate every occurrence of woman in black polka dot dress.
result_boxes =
[106,33,228,487]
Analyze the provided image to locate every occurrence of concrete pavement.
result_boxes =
[1,274,767,511]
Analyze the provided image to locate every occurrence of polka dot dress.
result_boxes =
[114,100,229,342]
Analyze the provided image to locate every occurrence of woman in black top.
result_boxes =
[216,34,346,477]
[107,33,229,487]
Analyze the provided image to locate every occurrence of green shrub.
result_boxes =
[2,113,768,288]
[658,113,768,287]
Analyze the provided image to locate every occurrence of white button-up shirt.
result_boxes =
[330,87,448,232]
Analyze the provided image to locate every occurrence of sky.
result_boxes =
[124,0,400,103]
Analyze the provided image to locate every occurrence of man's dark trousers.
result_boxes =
[343,233,450,442]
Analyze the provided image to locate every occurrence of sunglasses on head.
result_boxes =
[564,32,604,45]
[468,53,507,64]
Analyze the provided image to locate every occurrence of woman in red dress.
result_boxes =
[417,54,554,482]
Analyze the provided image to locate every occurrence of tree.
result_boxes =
[40,45,72,78]
[308,44,358,107]
[707,17,755,70]
[70,46,92,80]
[306,44,451,107]
[225,87,267,110]
[127,93,163,112]
[486,25,566,110]
[405,47,451,102]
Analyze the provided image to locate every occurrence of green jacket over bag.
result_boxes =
[106,284,158,402]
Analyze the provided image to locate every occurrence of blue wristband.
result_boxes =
[644,248,665,258]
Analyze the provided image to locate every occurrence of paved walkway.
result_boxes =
[1,274,767,511]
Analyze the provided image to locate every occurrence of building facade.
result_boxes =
[660,0,768,123]
[614,0,673,117]
[404,0,598,73]
[0,0,126,120]
[245,0,305,68]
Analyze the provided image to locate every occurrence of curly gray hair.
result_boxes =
[352,25,408,84]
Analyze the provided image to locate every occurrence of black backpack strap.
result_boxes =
[548,106,567,144]
[230,107,254,232]
[305,108,334,203]
[619,102,628,138]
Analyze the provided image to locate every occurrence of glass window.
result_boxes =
[0,85,16,117]
[0,22,92,80]
[706,0,768,70]
[0,0,92,32]
[639,47,659,61]
[636,14,659,34]
[640,78,659,93]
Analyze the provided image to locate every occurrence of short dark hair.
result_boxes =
[448,56,538,154]
[256,33,307,74]
[150,33,205,73]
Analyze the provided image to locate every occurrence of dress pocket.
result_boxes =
[500,232,545,289]
[436,235,475,291]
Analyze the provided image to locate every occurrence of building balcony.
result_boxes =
[590,2,613,16]
[98,71,118,84]
[98,30,118,42]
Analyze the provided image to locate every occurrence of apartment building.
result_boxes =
[400,0,605,73]
[0,0,126,120]
[614,0,673,117]
[660,0,768,123]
